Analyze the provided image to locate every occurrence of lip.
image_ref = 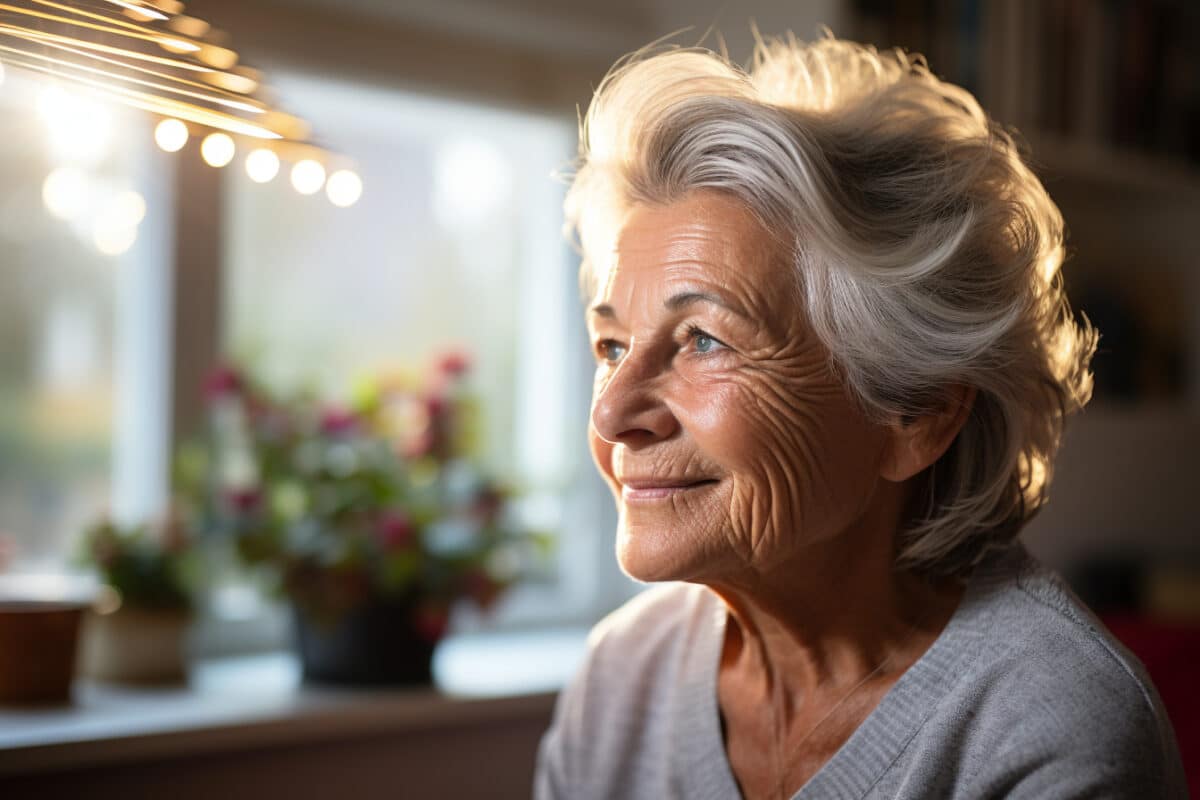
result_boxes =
[619,477,719,502]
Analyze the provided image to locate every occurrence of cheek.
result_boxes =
[677,374,883,547]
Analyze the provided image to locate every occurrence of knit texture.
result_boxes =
[534,544,1187,799]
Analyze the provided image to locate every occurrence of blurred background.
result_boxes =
[0,0,1197,797]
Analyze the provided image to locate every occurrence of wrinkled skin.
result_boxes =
[587,190,896,585]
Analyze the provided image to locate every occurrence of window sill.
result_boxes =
[0,627,587,777]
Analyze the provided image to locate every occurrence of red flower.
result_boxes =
[413,604,449,643]
[436,351,471,379]
[319,407,358,436]
[204,365,244,401]
[224,487,262,514]
[423,392,448,419]
[376,511,415,550]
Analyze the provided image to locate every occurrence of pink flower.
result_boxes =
[376,511,415,550]
[436,351,471,379]
[423,393,448,419]
[224,488,262,514]
[402,430,435,460]
[204,365,244,401]
[319,407,358,436]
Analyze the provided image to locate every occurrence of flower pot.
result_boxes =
[293,599,437,686]
[80,606,191,684]
[0,602,85,705]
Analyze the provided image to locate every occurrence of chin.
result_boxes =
[614,511,716,584]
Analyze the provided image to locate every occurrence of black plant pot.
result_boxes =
[292,599,436,686]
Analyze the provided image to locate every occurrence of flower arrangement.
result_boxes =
[176,353,536,643]
[79,514,197,613]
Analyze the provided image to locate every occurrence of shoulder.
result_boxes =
[585,581,713,665]
[929,546,1187,796]
[534,583,720,799]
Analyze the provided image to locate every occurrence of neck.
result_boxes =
[705,500,964,696]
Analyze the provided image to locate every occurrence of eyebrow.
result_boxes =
[589,291,751,321]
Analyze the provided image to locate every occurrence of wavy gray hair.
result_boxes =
[565,34,1097,577]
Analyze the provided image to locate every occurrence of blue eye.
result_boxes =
[597,340,626,364]
[687,326,723,355]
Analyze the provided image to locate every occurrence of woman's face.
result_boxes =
[587,190,895,584]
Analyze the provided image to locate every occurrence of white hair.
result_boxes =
[566,33,1097,577]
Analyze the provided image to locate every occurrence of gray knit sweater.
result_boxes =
[534,544,1187,798]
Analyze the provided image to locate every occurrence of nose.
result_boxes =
[590,345,679,448]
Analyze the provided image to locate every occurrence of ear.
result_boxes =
[879,386,977,483]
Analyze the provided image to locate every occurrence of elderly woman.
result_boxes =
[534,34,1186,800]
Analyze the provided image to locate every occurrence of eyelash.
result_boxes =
[593,327,725,364]
[685,325,725,356]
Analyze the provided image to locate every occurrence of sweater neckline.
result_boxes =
[683,546,1024,799]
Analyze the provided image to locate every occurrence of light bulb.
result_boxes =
[326,170,362,207]
[245,148,280,183]
[201,133,235,168]
[42,168,87,220]
[290,159,325,195]
[154,119,188,152]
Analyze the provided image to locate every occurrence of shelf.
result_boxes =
[1027,133,1200,202]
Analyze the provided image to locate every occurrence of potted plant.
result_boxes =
[77,514,198,683]
[179,354,539,686]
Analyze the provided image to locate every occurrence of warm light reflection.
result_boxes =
[290,159,325,195]
[111,189,146,226]
[92,216,137,255]
[38,85,113,166]
[245,148,279,183]
[326,169,362,207]
[158,38,201,54]
[154,117,188,151]
[105,1,168,22]
[42,167,88,220]
[200,131,235,167]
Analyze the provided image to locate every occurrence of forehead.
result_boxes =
[592,191,790,308]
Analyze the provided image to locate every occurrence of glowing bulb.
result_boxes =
[326,170,362,207]
[39,87,113,166]
[155,119,188,152]
[201,133,235,168]
[290,159,325,195]
[245,148,280,183]
[93,219,138,256]
[111,190,146,227]
[42,168,88,220]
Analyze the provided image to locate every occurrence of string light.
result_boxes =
[245,148,279,183]
[154,118,188,152]
[290,159,325,195]
[326,169,362,207]
[200,131,234,167]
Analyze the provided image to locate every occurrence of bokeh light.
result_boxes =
[245,148,280,183]
[42,167,88,220]
[290,159,326,195]
[201,133,235,167]
[154,118,188,152]
[325,170,362,207]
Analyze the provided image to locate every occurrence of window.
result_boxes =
[220,74,637,632]
[0,71,171,571]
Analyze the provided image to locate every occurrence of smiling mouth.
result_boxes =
[620,479,720,502]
